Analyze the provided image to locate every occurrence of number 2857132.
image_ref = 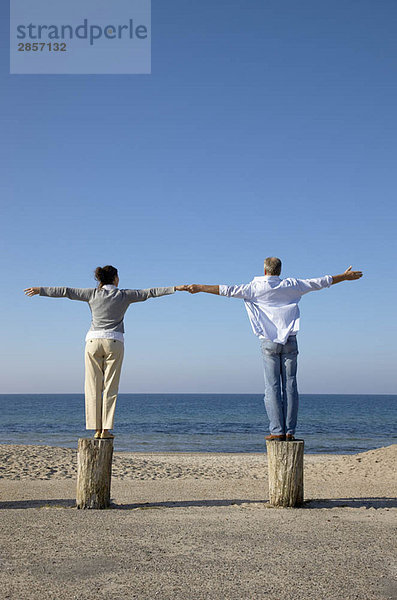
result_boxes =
[18,42,67,51]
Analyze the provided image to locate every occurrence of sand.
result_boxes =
[0,444,396,600]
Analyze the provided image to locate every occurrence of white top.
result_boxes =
[85,285,124,343]
[219,275,333,344]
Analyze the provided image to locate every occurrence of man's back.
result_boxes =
[219,274,333,343]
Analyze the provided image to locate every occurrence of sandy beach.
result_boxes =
[0,444,396,600]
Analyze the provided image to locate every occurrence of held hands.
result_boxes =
[176,285,219,294]
[343,266,363,281]
[175,285,202,293]
[186,285,202,294]
[24,287,40,297]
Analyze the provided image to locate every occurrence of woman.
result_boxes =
[25,266,186,439]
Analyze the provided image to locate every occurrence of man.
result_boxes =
[186,258,363,441]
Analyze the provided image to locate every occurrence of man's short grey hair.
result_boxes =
[264,257,282,276]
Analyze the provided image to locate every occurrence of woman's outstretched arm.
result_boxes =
[124,285,190,303]
[25,286,190,299]
[24,287,93,301]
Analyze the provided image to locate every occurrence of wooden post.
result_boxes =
[266,440,304,507]
[76,438,114,509]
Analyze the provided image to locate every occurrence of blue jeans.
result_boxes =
[260,336,299,435]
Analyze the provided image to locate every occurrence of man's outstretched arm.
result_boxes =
[186,283,255,299]
[186,285,220,295]
[331,266,363,285]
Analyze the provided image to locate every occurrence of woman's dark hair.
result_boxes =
[95,265,118,288]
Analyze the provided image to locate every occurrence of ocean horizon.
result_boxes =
[0,394,397,454]
[1,393,396,454]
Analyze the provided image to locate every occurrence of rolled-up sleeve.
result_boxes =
[219,283,254,300]
[295,276,333,295]
[125,286,175,304]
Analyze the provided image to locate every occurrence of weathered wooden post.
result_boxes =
[76,438,114,509]
[266,440,304,507]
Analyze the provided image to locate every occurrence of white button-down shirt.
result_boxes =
[219,275,333,344]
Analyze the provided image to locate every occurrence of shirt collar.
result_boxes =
[102,284,117,290]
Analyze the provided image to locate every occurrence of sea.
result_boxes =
[1,394,396,454]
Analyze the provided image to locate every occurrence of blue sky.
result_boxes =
[1,0,396,394]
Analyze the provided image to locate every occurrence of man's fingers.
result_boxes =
[344,266,364,280]
[349,270,363,279]
[187,285,199,294]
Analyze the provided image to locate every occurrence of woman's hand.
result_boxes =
[175,285,190,292]
[24,287,40,297]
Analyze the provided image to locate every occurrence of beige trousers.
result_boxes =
[84,338,124,430]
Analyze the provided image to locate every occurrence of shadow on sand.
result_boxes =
[0,497,396,510]
[303,497,397,509]
[0,498,76,509]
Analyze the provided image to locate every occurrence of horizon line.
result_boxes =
[1,392,396,397]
